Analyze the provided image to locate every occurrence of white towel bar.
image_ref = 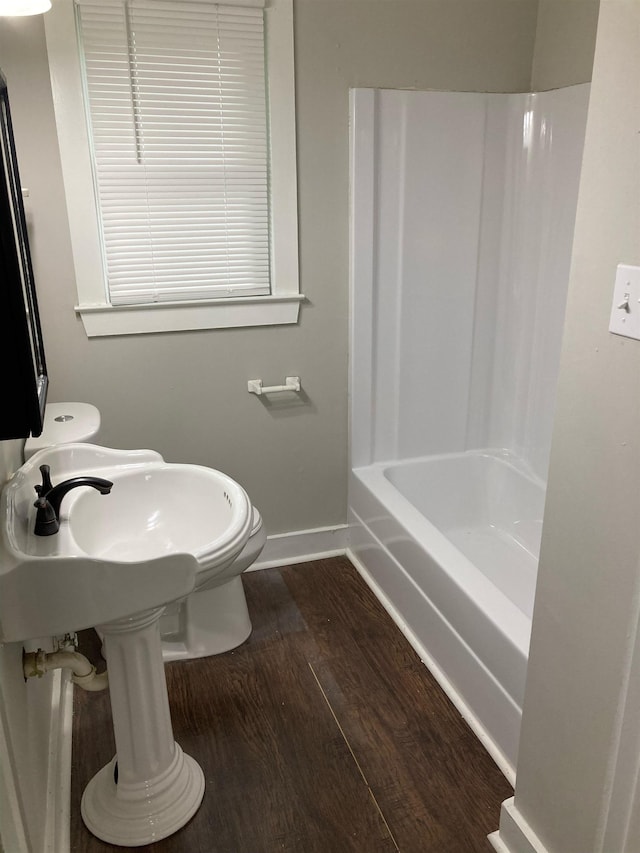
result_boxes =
[247,376,301,396]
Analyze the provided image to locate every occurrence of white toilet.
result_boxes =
[158,506,266,660]
[24,402,102,459]
[25,403,266,659]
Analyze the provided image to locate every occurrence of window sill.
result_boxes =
[75,294,305,337]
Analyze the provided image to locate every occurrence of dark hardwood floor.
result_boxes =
[71,557,512,852]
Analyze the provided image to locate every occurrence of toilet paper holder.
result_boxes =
[247,376,301,396]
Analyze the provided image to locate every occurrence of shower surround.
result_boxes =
[348,85,590,779]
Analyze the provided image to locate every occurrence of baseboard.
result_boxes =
[488,831,511,853]
[248,524,348,571]
[488,798,550,853]
[44,668,73,853]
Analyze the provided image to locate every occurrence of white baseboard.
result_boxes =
[44,669,73,853]
[248,524,348,571]
[488,798,550,853]
[0,691,30,853]
[488,831,511,853]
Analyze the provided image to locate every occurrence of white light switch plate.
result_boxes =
[610,264,640,340]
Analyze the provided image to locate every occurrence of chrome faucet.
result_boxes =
[33,464,113,536]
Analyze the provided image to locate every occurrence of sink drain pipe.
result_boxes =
[23,649,108,691]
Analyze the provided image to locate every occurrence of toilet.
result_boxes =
[159,506,266,660]
[26,403,266,659]
[24,402,102,459]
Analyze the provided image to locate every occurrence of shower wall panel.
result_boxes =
[361,85,590,481]
[488,86,590,478]
[372,92,491,462]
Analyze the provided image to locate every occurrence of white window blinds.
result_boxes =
[76,0,270,306]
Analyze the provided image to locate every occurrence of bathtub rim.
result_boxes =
[379,446,547,492]
[352,453,535,662]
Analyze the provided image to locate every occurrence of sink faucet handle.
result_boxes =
[34,464,54,498]
[33,496,59,536]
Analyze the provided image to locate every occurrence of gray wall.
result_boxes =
[531,0,600,90]
[0,1,538,537]
[507,0,640,850]
[0,443,21,485]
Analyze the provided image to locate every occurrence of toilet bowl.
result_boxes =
[160,505,267,660]
[30,403,266,659]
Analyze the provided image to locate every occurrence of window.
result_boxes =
[79,1,271,306]
[45,0,301,336]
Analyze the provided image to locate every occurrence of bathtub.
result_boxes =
[348,450,543,780]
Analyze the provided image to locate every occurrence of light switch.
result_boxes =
[609,264,640,340]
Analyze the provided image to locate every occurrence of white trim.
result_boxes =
[77,0,266,4]
[488,798,550,853]
[348,88,376,470]
[0,691,30,853]
[44,669,74,853]
[45,0,300,337]
[45,0,106,306]
[248,524,349,571]
[76,294,304,337]
[593,556,640,851]
[0,663,73,853]
[488,832,512,853]
[264,0,299,297]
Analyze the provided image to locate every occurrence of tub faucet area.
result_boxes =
[33,464,113,536]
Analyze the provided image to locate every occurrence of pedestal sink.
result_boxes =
[0,444,253,847]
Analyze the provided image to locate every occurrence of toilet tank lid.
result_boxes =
[24,402,101,459]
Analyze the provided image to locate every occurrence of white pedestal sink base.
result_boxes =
[81,748,204,847]
[84,606,205,846]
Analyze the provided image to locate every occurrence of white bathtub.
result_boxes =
[349,450,543,779]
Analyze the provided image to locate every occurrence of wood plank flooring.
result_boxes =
[70,557,512,852]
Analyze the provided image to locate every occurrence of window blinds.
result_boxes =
[76,0,270,306]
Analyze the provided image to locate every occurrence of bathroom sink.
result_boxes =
[69,464,251,582]
[0,444,252,643]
